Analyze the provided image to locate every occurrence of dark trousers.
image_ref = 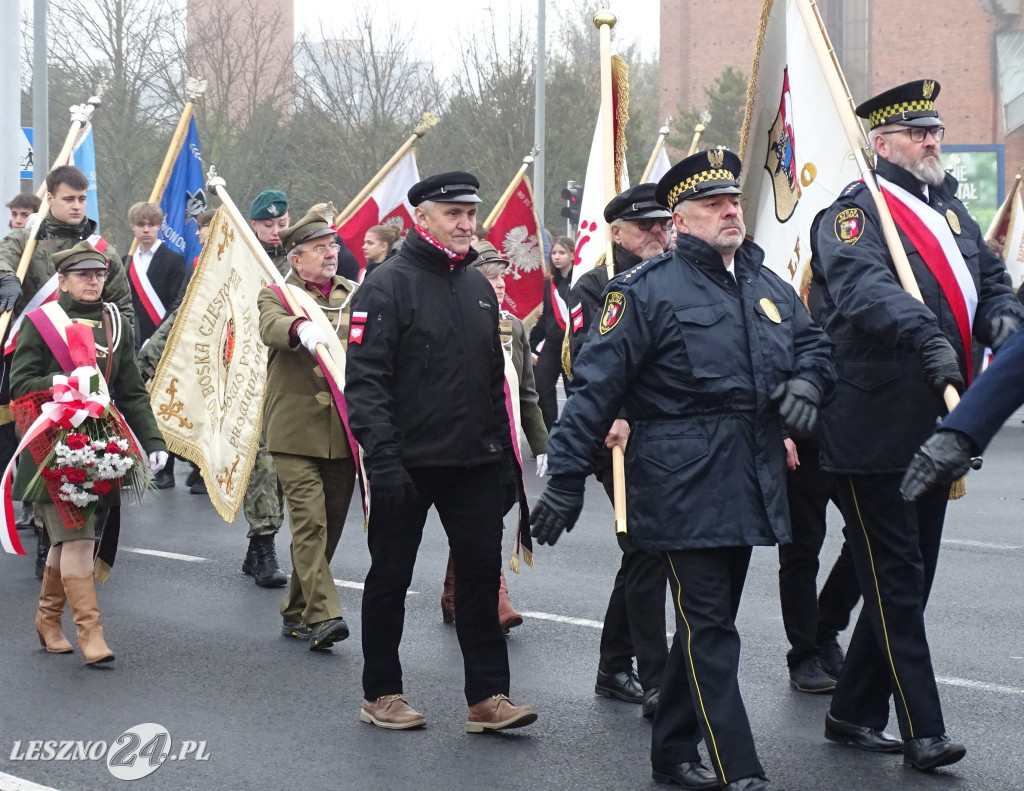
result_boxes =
[533,345,564,431]
[830,474,947,739]
[598,471,668,691]
[652,547,764,785]
[361,464,509,706]
[778,441,861,667]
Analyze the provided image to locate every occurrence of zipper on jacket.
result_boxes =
[376,314,383,336]
[424,342,430,370]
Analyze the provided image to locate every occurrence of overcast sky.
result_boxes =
[294,0,660,76]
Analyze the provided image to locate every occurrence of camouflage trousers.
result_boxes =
[244,433,283,537]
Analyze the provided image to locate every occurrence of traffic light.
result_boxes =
[560,180,582,226]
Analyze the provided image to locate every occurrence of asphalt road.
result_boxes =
[1,419,1023,791]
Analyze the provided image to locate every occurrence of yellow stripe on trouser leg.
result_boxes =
[846,477,914,737]
[666,554,727,784]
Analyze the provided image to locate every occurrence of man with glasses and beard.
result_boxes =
[564,183,672,721]
[808,80,1024,772]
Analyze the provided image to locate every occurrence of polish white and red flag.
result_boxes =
[337,149,420,277]
[487,173,545,320]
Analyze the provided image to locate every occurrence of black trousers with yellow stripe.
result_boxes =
[829,474,947,739]
[651,546,764,785]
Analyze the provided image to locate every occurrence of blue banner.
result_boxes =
[70,123,99,231]
[159,118,206,265]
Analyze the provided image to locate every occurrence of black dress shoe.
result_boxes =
[652,760,719,789]
[309,618,349,650]
[825,712,903,753]
[185,466,202,487]
[153,467,175,489]
[595,666,643,704]
[643,687,660,720]
[789,655,836,694]
[817,640,845,679]
[723,775,785,791]
[903,734,966,771]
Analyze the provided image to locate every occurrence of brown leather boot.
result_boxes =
[441,552,455,624]
[497,569,523,633]
[465,694,537,732]
[63,575,114,665]
[35,565,73,654]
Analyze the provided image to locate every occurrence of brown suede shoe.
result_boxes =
[465,694,537,733]
[360,695,426,730]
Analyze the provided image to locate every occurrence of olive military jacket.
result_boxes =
[547,234,835,551]
[0,216,133,324]
[10,292,166,501]
[503,311,547,456]
[257,272,355,459]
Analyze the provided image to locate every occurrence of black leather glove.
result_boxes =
[0,275,22,313]
[369,457,418,509]
[988,314,1021,352]
[530,479,585,546]
[918,335,964,395]
[900,430,980,502]
[770,379,822,436]
[499,453,519,515]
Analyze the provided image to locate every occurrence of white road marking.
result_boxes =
[936,676,1024,695]
[333,579,418,596]
[941,538,1022,551]
[121,547,207,562]
[0,770,63,791]
[519,611,604,629]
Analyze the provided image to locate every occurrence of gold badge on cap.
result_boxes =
[599,292,626,335]
[759,298,782,324]
[946,209,961,235]
[923,80,935,99]
[708,149,725,168]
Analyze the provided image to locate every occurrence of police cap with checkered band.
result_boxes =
[656,148,742,211]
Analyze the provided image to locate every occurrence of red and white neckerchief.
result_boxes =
[877,176,978,382]
[551,280,569,330]
[413,225,466,262]
[128,240,166,327]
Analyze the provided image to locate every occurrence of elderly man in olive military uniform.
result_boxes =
[809,80,1024,772]
[258,209,357,650]
[0,165,133,579]
[136,190,290,588]
[566,182,672,719]
[532,150,835,791]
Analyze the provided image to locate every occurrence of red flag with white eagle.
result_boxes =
[337,149,420,276]
[487,173,545,320]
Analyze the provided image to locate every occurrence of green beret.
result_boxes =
[52,240,108,273]
[249,190,289,220]
[278,209,336,254]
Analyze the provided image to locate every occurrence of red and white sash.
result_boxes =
[551,280,569,331]
[877,176,978,381]
[129,246,167,327]
[3,274,59,357]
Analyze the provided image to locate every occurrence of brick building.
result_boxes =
[659,0,1024,194]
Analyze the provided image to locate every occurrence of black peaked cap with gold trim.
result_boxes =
[656,148,742,210]
[856,80,942,129]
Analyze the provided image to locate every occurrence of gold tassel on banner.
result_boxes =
[949,477,966,500]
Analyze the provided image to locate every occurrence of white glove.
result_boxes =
[535,453,548,477]
[149,450,168,473]
[297,320,330,354]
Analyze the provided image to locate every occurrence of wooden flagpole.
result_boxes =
[593,9,627,536]
[795,0,969,496]
[483,150,536,230]
[126,102,195,259]
[640,119,672,183]
[1,95,102,342]
[336,113,439,226]
[206,169,345,391]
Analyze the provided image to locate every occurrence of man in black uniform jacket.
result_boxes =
[345,171,537,734]
[532,149,835,791]
[809,79,1024,772]
[566,182,672,719]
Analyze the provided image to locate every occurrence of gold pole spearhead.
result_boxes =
[593,10,617,29]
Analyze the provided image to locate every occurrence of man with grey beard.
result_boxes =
[808,80,1024,773]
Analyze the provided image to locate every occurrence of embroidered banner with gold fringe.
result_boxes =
[148,209,269,522]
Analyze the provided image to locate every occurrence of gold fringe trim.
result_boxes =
[522,547,534,570]
[0,403,12,425]
[738,0,775,162]
[561,326,573,379]
[94,557,111,584]
[949,477,966,500]
[611,55,630,195]
[509,554,520,574]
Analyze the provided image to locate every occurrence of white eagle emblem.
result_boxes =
[501,225,541,280]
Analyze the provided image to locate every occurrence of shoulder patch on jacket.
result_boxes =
[834,208,866,245]
[599,292,626,335]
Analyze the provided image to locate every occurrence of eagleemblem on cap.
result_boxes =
[923,80,935,100]
[856,80,942,129]
[708,149,725,169]
[268,204,279,217]
[656,149,743,209]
